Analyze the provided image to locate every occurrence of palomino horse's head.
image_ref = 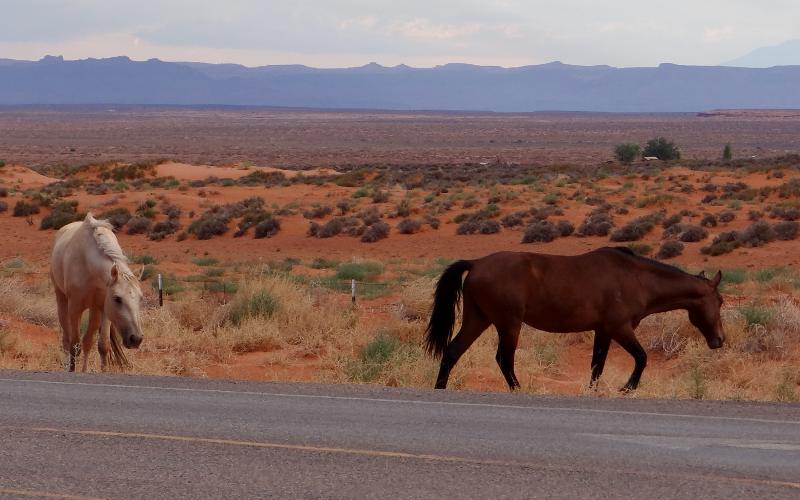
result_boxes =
[688,270,725,349]
[105,264,144,349]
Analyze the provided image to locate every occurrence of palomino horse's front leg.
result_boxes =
[97,316,111,371]
[80,308,102,372]
[64,302,84,372]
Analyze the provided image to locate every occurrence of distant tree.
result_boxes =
[643,137,681,161]
[723,143,732,161]
[614,143,641,163]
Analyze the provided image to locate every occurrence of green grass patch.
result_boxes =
[335,261,384,281]
[739,303,772,329]
[344,332,401,382]
[752,266,791,284]
[229,290,279,326]
[131,254,158,265]
[192,257,220,267]
[311,258,339,270]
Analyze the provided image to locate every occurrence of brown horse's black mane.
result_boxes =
[606,246,701,280]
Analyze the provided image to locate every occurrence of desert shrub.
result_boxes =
[148,219,180,241]
[187,214,228,239]
[13,201,39,217]
[522,221,559,243]
[556,220,574,237]
[616,207,629,215]
[396,219,422,234]
[309,217,362,238]
[371,190,390,203]
[768,205,800,221]
[423,215,441,229]
[161,202,182,220]
[358,207,382,226]
[336,199,353,215]
[237,170,286,187]
[700,213,718,227]
[662,214,682,229]
[748,210,763,221]
[723,143,732,160]
[126,216,152,235]
[0,201,6,213]
[656,240,684,259]
[627,243,652,256]
[643,137,680,160]
[394,199,412,218]
[0,187,7,197]
[610,214,659,242]
[98,207,132,229]
[701,194,717,204]
[701,231,741,256]
[774,221,799,241]
[234,209,271,237]
[739,221,775,247]
[303,205,333,219]
[576,208,614,237]
[254,217,281,238]
[457,219,500,235]
[501,211,526,228]
[85,182,109,195]
[614,143,640,163]
[40,200,80,230]
[718,211,735,223]
[361,222,390,242]
[176,231,188,242]
[678,225,708,243]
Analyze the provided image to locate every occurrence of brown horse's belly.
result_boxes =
[522,301,603,333]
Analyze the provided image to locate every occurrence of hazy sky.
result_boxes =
[1,0,798,67]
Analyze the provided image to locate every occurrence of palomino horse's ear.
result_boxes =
[697,270,707,279]
[110,264,119,284]
[138,265,145,281]
[711,270,722,288]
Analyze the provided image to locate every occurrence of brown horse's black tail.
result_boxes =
[425,260,473,359]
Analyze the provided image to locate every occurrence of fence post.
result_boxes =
[157,273,163,307]
[351,279,356,305]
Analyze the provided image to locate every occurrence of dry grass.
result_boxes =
[1,272,800,402]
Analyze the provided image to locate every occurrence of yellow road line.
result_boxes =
[0,487,105,500]
[18,426,800,491]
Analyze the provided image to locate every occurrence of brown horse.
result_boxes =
[425,247,724,392]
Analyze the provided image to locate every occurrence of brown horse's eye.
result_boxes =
[114,296,122,304]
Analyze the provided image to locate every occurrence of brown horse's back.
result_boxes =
[463,249,644,333]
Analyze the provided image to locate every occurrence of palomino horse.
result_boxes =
[50,213,144,372]
[425,247,724,391]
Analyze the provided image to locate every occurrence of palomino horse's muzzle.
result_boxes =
[123,332,143,349]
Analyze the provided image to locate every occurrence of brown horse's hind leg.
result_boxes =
[589,330,611,387]
[612,328,647,392]
[434,298,490,389]
[494,322,522,391]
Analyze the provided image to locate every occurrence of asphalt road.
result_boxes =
[0,370,798,499]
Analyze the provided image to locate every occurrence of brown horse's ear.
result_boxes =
[110,264,119,284]
[697,270,707,279]
[711,270,722,288]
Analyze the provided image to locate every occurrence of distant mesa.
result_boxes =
[1,56,800,111]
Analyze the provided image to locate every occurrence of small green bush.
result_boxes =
[229,290,279,326]
[614,143,641,163]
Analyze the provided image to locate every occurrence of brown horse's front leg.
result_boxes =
[612,328,647,392]
[589,330,611,387]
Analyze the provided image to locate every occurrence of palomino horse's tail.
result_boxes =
[109,325,131,370]
[425,260,473,359]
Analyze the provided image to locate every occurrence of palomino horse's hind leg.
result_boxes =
[55,288,72,371]
[80,308,102,372]
[612,327,647,392]
[589,330,611,387]
[434,299,490,389]
[494,322,522,391]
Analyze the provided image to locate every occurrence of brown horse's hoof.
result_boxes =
[619,386,635,394]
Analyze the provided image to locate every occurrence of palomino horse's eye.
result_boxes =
[114,296,122,304]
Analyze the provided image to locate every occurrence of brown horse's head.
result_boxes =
[688,270,724,349]
[105,264,144,349]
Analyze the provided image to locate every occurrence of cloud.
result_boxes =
[388,18,482,41]
[703,26,735,43]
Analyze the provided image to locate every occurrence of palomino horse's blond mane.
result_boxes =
[84,214,140,285]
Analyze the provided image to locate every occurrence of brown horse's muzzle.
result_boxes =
[707,336,724,349]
